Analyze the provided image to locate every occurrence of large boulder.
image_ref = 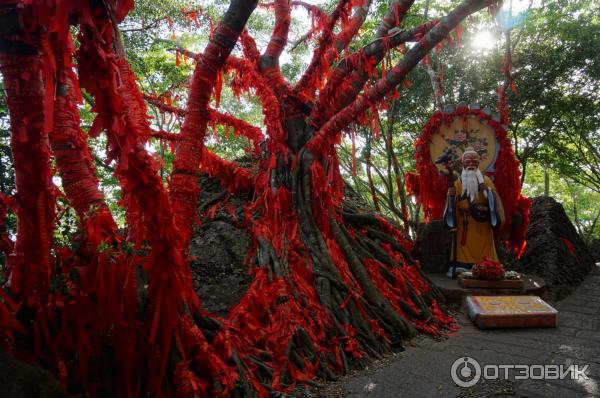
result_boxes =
[189,219,252,315]
[189,173,253,316]
[518,196,595,300]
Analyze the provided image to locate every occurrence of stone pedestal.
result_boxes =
[417,220,451,273]
[466,295,558,329]
[427,272,547,306]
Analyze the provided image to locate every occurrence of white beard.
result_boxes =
[461,169,484,202]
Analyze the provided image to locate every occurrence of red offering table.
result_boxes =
[466,296,558,329]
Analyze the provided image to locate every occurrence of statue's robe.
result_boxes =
[445,175,505,264]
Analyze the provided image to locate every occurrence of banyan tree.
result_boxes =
[0,0,502,396]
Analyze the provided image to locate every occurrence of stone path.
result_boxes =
[318,265,600,398]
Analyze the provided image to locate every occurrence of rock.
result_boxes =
[417,220,451,273]
[588,238,600,263]
[189,170,255,316]
[190,219,252,316]
[518,196,595,300]
[0,350,67,398]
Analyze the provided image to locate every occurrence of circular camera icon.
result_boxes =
[451,356,482,387]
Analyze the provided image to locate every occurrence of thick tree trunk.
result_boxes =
[0,50,55,307]
[366,131,382,212]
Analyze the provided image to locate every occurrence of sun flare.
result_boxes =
[472,30,496,50]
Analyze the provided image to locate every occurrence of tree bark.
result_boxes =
[0,50,55,306]
[170,0,259,242]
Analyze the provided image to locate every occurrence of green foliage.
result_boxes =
[0,81,16,240]
[0,81,14,195]
[523,164,600,242]
[336,0,600,239]
[507,0,600,190]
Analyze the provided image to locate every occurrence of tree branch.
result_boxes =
[224,56,285,147]
[169,0,259,241]
[120,7,208,33]
[307,0,494,153]
[294,0,352,93]
[263,0,291,61]
[310,19,439,128]
[259,0,292,99]
[240,29,261,67]
[375,0,416,38]
[324,0,373,65]
[153,37,199,60]
[143,94,265,147]
[201,148,254,193]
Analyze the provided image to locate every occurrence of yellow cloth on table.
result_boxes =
[450,176,505,264]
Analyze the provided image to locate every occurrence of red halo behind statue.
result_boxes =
[407,105,531,254]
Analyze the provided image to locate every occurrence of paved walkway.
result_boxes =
[320,265,600,398]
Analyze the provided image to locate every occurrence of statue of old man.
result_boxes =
[444,147,505,278]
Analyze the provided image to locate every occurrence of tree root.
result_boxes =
[330,217,417,338]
